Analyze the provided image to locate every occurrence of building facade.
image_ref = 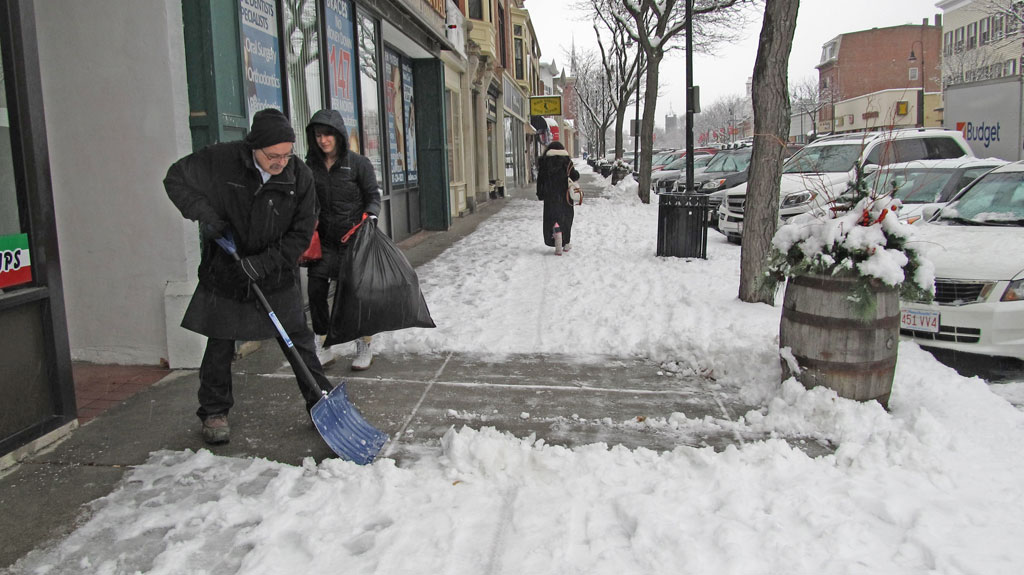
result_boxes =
[817,18,943,133]
[938,0,1024,86]
[1,0,560,460]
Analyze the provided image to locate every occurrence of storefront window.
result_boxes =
[283,0,322,158]
[324,0,360,151]
[384,48,406,187]
[357,10,383,186]
[0,39,31,291]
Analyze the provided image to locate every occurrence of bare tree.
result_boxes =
[571,48,617,157]
[790,75,822,141]
[943,45,999,86]
[591,1,647,160]
[738,0,799,305]
[694,93,747,144]
[607,0,752,203]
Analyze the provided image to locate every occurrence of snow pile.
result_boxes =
[771,196,934,295]
[9,160,1024,574]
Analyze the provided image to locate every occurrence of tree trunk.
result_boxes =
[637,51,662,204]
[614,106,626,158]
[739,0,800,304]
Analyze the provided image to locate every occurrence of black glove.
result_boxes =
[200,219,228,240]
[239,257,264,281]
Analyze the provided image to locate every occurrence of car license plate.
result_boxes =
[901,309,940,333]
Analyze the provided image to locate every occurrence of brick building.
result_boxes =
[817,17,943,133]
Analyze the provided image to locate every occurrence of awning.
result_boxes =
[530,115,549,132]
[546,117,560,141]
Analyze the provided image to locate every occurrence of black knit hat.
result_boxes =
[244,108,296,149]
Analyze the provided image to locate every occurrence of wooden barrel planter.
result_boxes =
[779,274,900,408]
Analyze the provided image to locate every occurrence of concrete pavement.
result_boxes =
[0,170,813,570]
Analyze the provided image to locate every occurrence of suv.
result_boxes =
[716,129,972,243]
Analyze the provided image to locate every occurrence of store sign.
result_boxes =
[530,96,561,116]
[0,233,31,289]
[325,0,360,150]
[239,0,284,123]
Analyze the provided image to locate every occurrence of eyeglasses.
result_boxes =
[259,148,294,162]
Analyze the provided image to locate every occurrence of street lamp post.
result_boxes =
[908,40,925,128]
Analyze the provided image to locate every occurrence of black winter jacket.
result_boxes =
[164,141,317,300]
[536,148,580,203]
[305,109,381,247]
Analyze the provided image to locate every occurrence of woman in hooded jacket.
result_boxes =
[535,140,580,253]
[304,109,382,370]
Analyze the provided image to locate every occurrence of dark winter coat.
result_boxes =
[536,148,580,203]
[537,148,580,247]
[305,109,381,248]
[164,141,317,339]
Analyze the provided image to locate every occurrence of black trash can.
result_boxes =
[656,193,709,259]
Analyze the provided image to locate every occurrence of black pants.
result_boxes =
[197,325,332,420]
[307,244,347,336]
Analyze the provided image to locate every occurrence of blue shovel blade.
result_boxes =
[310,382,389,465]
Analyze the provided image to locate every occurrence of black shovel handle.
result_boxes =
[214,234,327,397]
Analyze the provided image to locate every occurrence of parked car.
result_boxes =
[653,155,715,192]
[651,147,718,173]
[676,144,800,194]
[651,150,686,172]
[695,144,802,228]
[900,161,1024,360]
[717,128,973,243]
[861,157,1008,224]
[651,154,713,194]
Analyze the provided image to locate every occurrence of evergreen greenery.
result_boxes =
[764,162,934,319]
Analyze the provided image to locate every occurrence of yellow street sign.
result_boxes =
[530,96,562,116]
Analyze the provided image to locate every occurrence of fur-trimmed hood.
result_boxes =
[544,148,571,158]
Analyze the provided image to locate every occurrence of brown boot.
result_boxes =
[202,414,230,445]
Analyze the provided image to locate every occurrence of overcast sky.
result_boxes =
[523,0,943,127]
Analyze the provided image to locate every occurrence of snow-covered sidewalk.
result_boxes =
[10,162,1024,574]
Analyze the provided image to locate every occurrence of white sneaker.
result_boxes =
[351,338,373,371]
[315,336,335,368]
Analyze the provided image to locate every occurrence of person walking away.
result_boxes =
[536,141,580,253]
[164,108,332,445]
[304,109,382,371]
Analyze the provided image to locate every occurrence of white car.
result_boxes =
[900,162,1024,360]
[717,128,973,243]
[862,157,1007,224]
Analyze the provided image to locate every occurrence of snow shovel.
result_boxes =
[214,233,389,465]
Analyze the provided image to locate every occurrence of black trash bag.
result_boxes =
[325,222,436,346]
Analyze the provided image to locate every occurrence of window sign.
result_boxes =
[0,233,31,289]
[240,0,284,123]
[325,0,360,151]
[384,49,406,186]
[402,61,418,185]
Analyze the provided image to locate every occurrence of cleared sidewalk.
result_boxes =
[1,170,803,570]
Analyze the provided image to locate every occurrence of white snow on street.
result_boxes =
[9,162,1024,574]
